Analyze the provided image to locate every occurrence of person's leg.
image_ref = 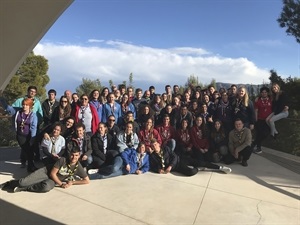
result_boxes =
[91,156,105,169]
[18,167,49,187]
[239,146,252,166]
[166,139,176,152]
[89,156,124,180]
[267,111,288,136]
[16,135,27,167]
[24,179,55,193]
[176,159,198,176]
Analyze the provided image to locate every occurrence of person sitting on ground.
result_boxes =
[209,120,228,163]
[88,142,149,179]
[0,147,89,193]
[116,121,139,152]
[155,114,176,152]
[149,138,232,176]
[225,118,252,167]
[66,123,93,169]
[41,122,66,166]
[91,122,119,169]
[139,118,162,153]
[175,119,193,157]
[106,115,120,145]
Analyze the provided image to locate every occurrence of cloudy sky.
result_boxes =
[33,0,300,95]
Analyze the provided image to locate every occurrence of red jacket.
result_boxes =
[190,126,209,150]
[72,103,99,134]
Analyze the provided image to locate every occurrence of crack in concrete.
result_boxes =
[256,200,262,225]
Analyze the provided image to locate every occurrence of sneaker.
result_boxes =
[241,160,248,167]
[88,169,99,175]
[219,166,232,174]
[13,186,27,193]
[0,181,11,190]
[253,146,262,154]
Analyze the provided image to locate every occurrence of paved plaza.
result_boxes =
[0,147,299,225]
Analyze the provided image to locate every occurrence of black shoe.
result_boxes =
[0,181,11,190]
[241,160,248,167]
[253,146,262,154]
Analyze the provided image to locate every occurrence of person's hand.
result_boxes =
[186,147,191,152]
[52,154,60,159]
[165,166,172,173]
[147,147,154,154]
[284,106,289,111]
[249,124,254,130]
[44,133,50,140]
[126,164,130,172]
[135,170,142,175]
[61,181,73,189]
[81,155,88,160]
[200,148,205,154]
[159,169,165,174]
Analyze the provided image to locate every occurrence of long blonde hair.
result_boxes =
[271,83,282,101]
[238,86,249,107]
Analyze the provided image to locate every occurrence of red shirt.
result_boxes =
[254,97,272,120]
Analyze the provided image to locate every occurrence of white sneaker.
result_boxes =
[88,169,99,175]
[220,166,232,174]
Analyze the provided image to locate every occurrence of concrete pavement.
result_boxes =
[0,146,299,225]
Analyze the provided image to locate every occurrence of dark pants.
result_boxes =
[175,158,198,176]
[18,167,55,193]
[91,150,119,169]
[253,119,270,147]
[224,146,252,164]
[16,134,34,168]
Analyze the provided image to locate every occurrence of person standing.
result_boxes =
[232,86,255,130]
[12,86,43,161]
[13,98,38,172]
[72,94,99,136]
[252,87,272,153]
[101,93,122,124]
[41,89,59,127]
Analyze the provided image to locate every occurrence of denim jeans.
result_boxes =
[89,156,124,180]
[18,167,55,192]
[166,139,176,152]
[266,111,289,136]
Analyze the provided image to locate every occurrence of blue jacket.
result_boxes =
[121,148,149,174]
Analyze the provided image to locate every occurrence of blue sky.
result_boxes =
[34,0,300,95]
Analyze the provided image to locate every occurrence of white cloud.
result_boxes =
[34,40,270,94]
[87,39,104,43]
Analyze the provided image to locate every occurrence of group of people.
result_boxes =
[0,82,289,193]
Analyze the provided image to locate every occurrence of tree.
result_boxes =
[184,74,204,89]
[269,69,285,87]
[277,0,300,43]
[3,51,50,103]
[75,78,102,96]
[128,72,133,88]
